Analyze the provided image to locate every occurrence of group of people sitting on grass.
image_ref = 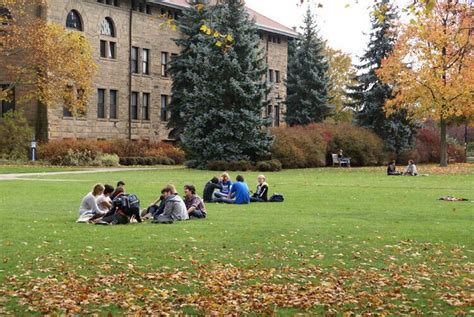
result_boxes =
[76,173,271,225]
[387,160,419,176]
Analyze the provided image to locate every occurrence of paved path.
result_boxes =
[0,167,161,181]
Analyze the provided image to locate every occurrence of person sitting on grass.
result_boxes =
[215,175,250,204]
[98,192,142,225]
[250,174,269,202]
[142,184,177,220]
[97,184,114,213]
[203,176,222,202]
[184,184,207,219]
[404,160,419,176]
[152,186,189,224]
[110,180,125,200]
[387,160,402,176]
[77,183,104,223]
[213,172,233,199]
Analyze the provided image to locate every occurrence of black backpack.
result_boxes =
[269,193,284,202]
[113,194,140,215]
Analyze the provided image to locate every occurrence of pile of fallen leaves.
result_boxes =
[1,241,472,315]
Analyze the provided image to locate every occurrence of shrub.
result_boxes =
[119,156,175,166]
[37,139,101,165]
[0,110,34,161]
[323,124,385,166]
[207,160,255,171]
[95,153,120,167]
[185,160,200,169]
[256,159,282,171]
[270,126,327,168]
[59,148,96,166]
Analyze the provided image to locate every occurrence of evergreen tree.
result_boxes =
[172,0,272,166]
[285,8,332,126]
[168,0,212,139]
[347,0,418,155]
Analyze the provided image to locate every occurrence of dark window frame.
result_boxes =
[160,95,168,121]
[131,46,139,74]
[97,88,106,119]
[110,89,118,119]
[142,92,150,121]
[131,91,138,120]
[142,48,149,75]
[161,52,169,77]
[66,10,83,31]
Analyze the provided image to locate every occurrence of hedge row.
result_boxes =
[37,139,185,166]
[185,159,282,172]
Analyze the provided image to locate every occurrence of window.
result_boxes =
[161,52,168,77]
[98,89,105,118]
[267,104,272,118]
[0,7,12,26]
[63,106,73,117]
[97,0,119,5]
[258,32,263,40]
[268,69,274,82]
[161,95,168,121]
[132,1,150,13]
[142,93,150,120]
[277,36,281,44]
[131,92,138,120]
[1,84,15,116]
[100,40,107,58]
[131,47,139,73]
[66,10,83,31]
[110,90,117,119]
[100,17,115,37]
[146,5,152,14]
[274,105,280,127]
[142,49,149,75]
[109,42,116,59]
[275,70,280,83]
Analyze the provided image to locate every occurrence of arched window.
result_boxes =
[100,17,115,37]
[66,10,83,31]
[0,7,13,25]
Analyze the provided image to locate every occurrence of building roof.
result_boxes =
[147,0,298,38]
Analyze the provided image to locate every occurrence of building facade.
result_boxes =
[0,0,296,142]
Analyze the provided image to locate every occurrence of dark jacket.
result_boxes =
[252,184,268,201]
[203,181,222,202]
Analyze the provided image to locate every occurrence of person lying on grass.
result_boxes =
[250,175,269,202]
[213,172,233,199]
[184,184,207,219]
[152,186,189,224]
[203,176,222,203]
[77,183,104,223]
[215,175,250,204]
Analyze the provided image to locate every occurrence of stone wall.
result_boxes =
[2,0,290,141]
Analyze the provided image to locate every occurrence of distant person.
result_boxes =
[77,183,104,223]
[110,180,125,200]
[387,160,402,176]
[184,185,207,219]
[216,175,250,204]
[337,149,344,159]
[337,149,351,167]
[213,172,233,199]
[203,177,222,202]
[152,186,189,224]
[404,160,419,176]
[250,175,269,202]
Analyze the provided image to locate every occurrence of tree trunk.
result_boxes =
[440,118,448,167]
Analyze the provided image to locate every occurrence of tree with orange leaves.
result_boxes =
[377,0,473,167]
[0,0,96,120]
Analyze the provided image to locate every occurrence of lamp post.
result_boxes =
[30,136,37,161]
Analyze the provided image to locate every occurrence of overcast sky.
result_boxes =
[245,0,409,64]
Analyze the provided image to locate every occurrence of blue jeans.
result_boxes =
[189,209,206,218]
[214,197,235,204]
[148,201,165,218]
[213,192,229,199]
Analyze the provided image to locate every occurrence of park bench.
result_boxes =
[332,154,351,167]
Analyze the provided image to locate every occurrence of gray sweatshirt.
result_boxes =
[163,194,189,221]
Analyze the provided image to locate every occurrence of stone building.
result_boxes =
[0,0,296,142]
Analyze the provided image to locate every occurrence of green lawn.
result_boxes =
[0,166,473,315]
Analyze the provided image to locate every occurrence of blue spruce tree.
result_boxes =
[285,8,332,126]
[347,0,418,155]
[172,0,272,167]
